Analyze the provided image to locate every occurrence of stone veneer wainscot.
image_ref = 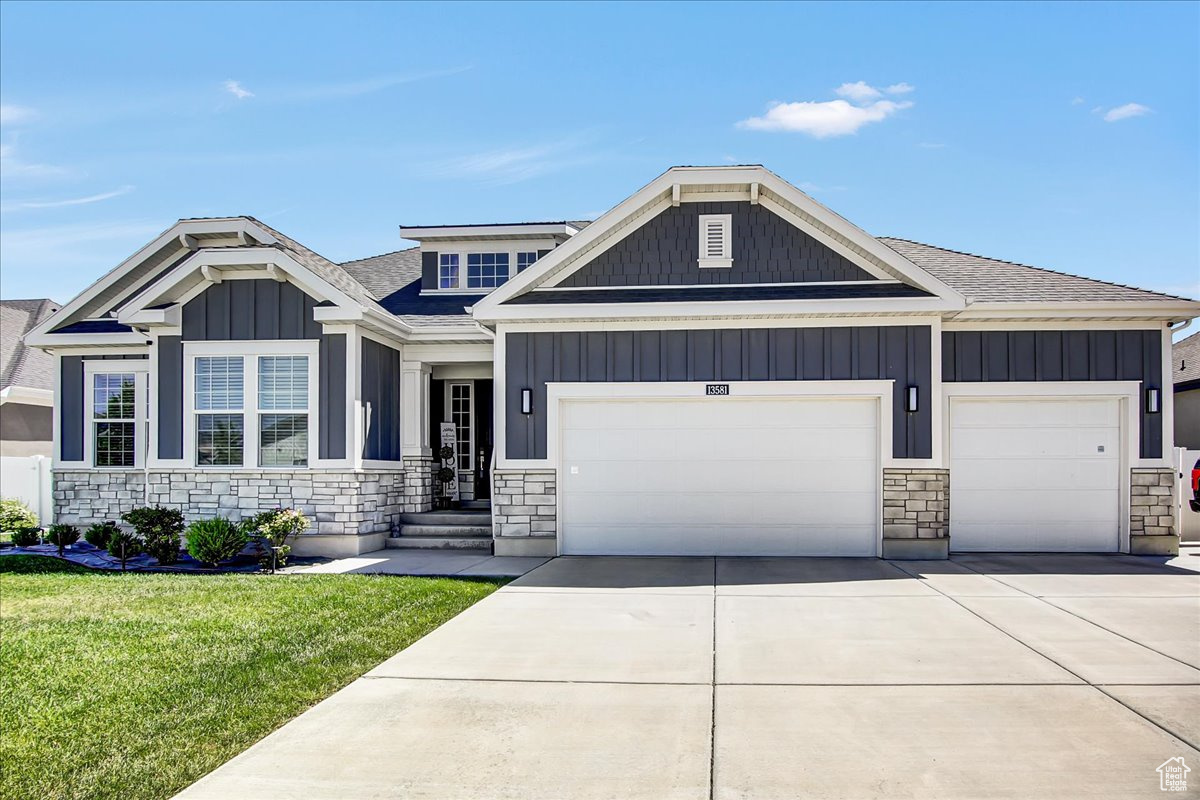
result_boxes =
[492,469,557,557]
[882,468,950,559]
[1129,467,1178,555]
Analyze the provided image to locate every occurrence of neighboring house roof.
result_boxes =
[1,299,59,391]
[1174,330,1200,386]
[880,238,1191,304]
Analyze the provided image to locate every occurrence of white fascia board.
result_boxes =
[475,295,960,323]
[400,223,578,240]
[121,305,182,328]
[27,217,278,342]
[950,300,1200,321]
[0,386,54,407]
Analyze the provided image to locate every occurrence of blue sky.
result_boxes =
[1,1,1197,305]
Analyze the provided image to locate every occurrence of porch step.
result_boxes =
[386,532,493,551]
[399,511,492,526]
[398,524,492,538]
[460,499,492,510]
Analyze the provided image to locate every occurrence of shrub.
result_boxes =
[0,499,38,532]
[11,527,41,548]
[244,508,310,570]
[185,518,249,568]
[121,506,184,566]
[85,521,119,550]
[45,524,80,557]
[106,529,143,570]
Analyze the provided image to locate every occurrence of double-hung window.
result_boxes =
[438,253,460,289]
[466,252,510,288]
[87,364,148,468]
[187,343,316,468]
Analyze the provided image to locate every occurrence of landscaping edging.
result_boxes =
[0,543,326,573]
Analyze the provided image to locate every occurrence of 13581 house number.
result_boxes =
[706,384,730,396]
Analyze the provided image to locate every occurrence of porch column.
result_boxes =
[400,361,434,513]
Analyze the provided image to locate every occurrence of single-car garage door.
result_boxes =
[950,397,1121,552]
[559,396,879,556]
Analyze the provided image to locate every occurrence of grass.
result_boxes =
[0,555,502,800]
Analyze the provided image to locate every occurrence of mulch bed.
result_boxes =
[0,541,327,573]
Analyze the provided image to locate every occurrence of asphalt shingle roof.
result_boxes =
[1,299,59,391]
[880,238,1192,304]
[340,248,423,299]
[1175,331,1200,385]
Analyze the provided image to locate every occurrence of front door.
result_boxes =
[441,379,494,502]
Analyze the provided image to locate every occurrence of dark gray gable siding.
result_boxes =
[158,279,346,460]
[557,201,877,288]
[421,251,438,290]
[506,325,932,460]
[942,329,1164,458]
[60,354,149,462]
[360,337,402,460]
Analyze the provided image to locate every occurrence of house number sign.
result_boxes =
[706,384,730,396]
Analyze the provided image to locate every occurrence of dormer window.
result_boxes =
[517,251,539,272]
[698,214,732,268]
[438,253,460,288]
[466,252,510,289]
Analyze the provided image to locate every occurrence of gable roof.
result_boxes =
[339,247,423,299]
[1174,330,1200,385]
[881,238,1194,304]
[1,299,59,391]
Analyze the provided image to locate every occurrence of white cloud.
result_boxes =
[0,105,37,126]
[834,81,882,103]
[283,66,472,101]
[738,98,913,138]
[1102,102,1151,122]
[885,83,915,95]
[1070,96,1085,105]
[2,185,133,211]
[224,80,254,100]
[0,143,69,178]
[433,136,596,184]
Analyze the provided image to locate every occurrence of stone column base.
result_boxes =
[1129,534,1180,557]
[494,536,557,557]
[882,537,950,560]
[292,532,388,558]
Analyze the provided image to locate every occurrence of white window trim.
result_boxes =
[423,247,543,294]
[697,213,732,269]
[183,340,320,470]
[83,361,150,470]
[438,253,461,290]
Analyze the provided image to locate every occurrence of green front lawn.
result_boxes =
[0,555,502,800]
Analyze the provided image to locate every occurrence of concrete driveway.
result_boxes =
[178,551,1200,799]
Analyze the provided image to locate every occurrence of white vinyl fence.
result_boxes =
[1175,448,1200,544]
[1,455,53,526]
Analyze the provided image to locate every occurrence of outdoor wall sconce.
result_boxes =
[906,385,919,413]
[521,388,533,415]
[1145,387,1160,414]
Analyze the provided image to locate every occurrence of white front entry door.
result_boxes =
[559,396,879,556]
[949,396,1122,552]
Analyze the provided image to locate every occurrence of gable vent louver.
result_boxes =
[698,214,732,269]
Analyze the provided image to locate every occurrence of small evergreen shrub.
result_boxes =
[122,506,184,565]
[244,508,310,571]
[45,524,80,556]
[85,521,119,550]
[185,518,248,568]
[106,529,143,570]
[0,499,38,532]
[11,527,41,548]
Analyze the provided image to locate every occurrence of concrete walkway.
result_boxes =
[178,550,1200,799]
[291,548,550,577]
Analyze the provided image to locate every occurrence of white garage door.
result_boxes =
[950,397,1121,552]
[559,397,879,556]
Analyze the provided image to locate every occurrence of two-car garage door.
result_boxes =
[559,397,879,556]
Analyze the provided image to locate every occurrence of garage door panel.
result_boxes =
[950,397,1120,553]
[560,396,879,557]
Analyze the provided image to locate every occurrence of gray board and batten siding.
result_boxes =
[153,279,346,460]
[942,329,1165,458]
[360,336,403,461]
[505,326,933,461]
[557,201,877,288]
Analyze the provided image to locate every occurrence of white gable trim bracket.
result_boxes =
[472,166,967,322]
